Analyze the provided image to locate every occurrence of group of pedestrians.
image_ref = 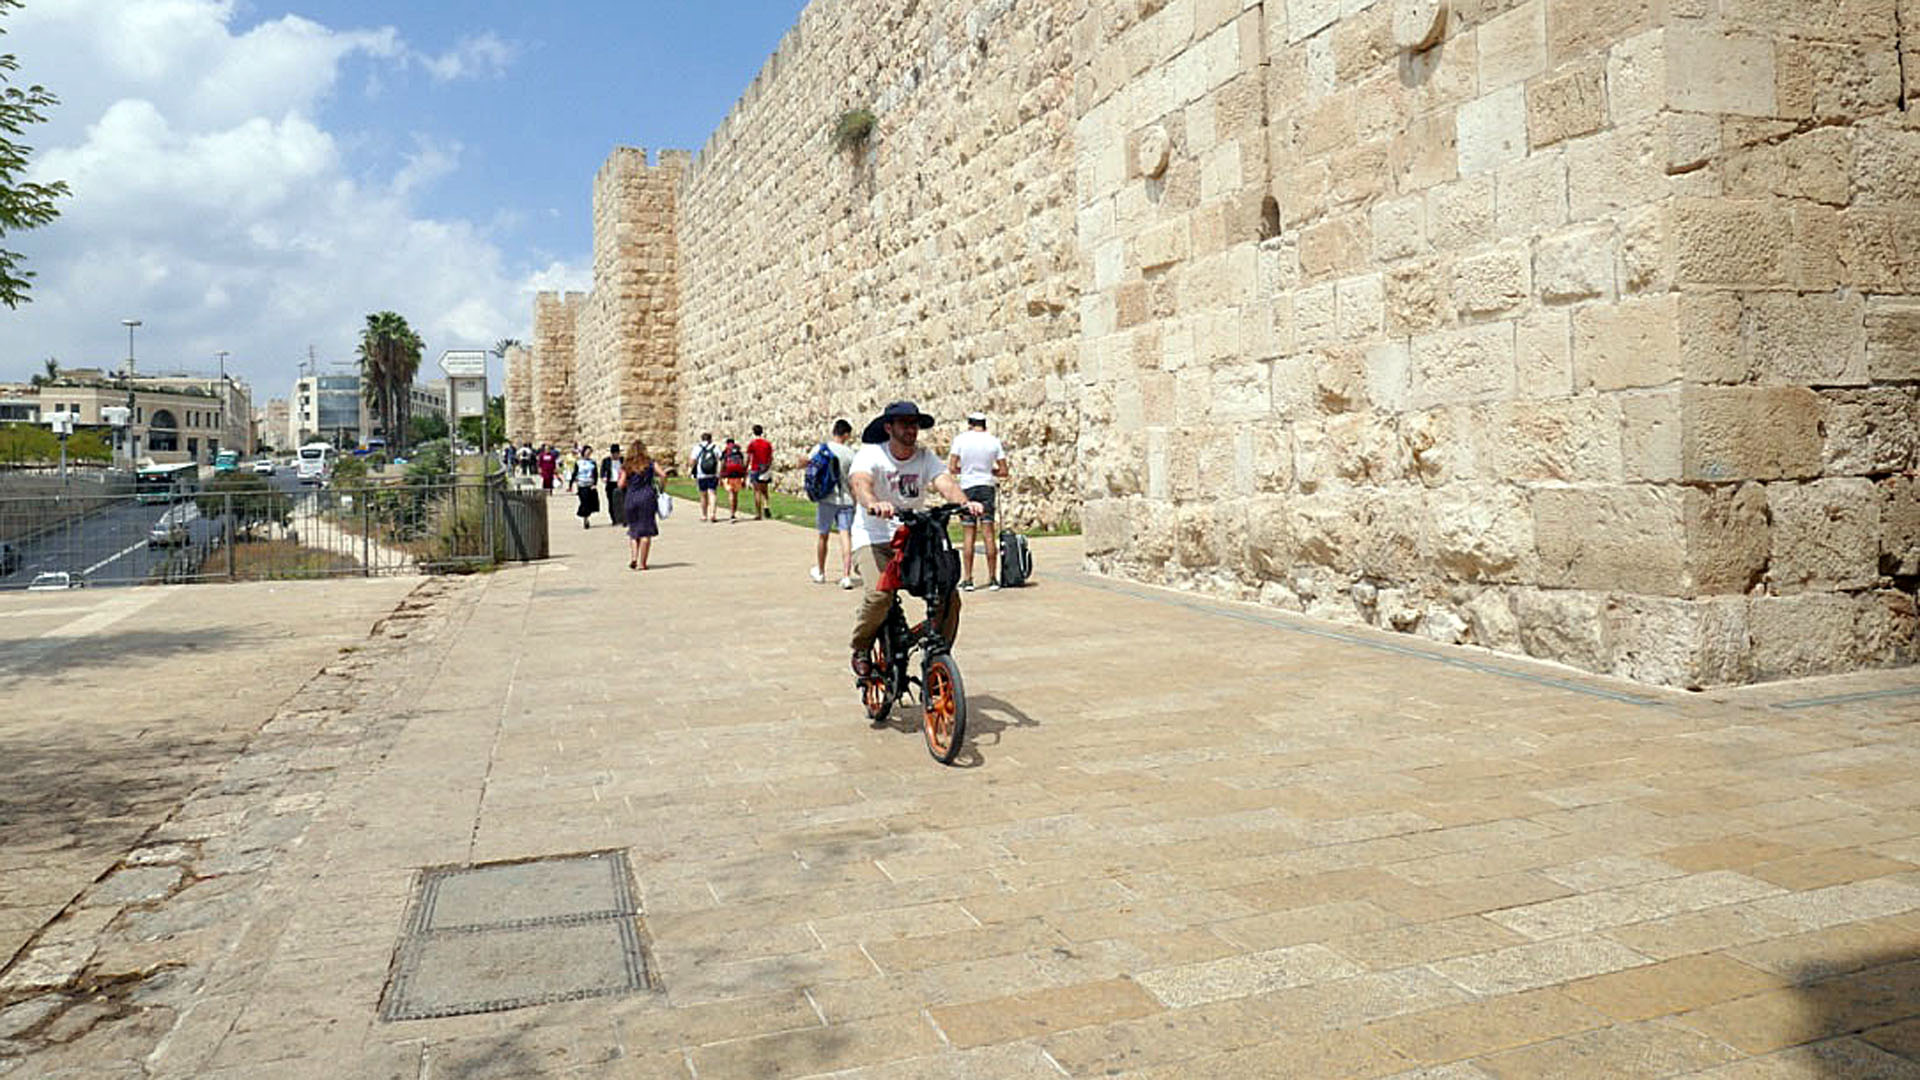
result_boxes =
[684,427,774,522]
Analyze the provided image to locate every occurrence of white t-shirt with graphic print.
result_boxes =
[849,443,947,551]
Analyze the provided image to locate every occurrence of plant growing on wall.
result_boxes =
[831,107,876,155]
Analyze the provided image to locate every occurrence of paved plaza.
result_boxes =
[1,507,1918,1078]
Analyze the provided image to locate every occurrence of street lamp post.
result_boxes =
[215,350,230,454]
[121,318,142,377]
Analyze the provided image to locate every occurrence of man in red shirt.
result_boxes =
[746,424,774,520]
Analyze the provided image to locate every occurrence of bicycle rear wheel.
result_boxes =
[862,638,893,724]
[921,652,966,764]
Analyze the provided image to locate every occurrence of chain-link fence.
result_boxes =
[0,475,539,590]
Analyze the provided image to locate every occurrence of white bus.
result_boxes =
[295,442,336,484]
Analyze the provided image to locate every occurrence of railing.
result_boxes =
[0,475,539,589]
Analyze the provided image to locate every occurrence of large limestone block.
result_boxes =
[1854,126,1920,207]
[1513,587,1609,672]
[1822,388,1919,476]
[1457,85,1529,176]
[1678,292,1746,384]
[1527,62,1606,150]
[1452,245,1532,316]
[1769,477,1882,592]
[1604,595,1750,688]
[1682,386,1825,482]
[1474,396,1623,483]
[1883,475,1920,578]
[1662,25,1777,117]
[1515,308,1573,399]
[1402,406,1477,486]
[1865,300,1920,382]
[1843,209,1920,292]
[1533,484,1687,594]
[1672,197,1792,286]
[1428,482,1535,581]
[1478,0,1546,91]
[1410,321,1516,408]
[1547,0,1651,66]
[1536,223,1616,303]
[1371,194,1428,261]
[1385,261,1455,336]
[1619,389,1682,482]
[1684,482,1770,595]
[1724,128,1853,205]
[1747,593,1912,680]
[1607,29,1666,124]
[1428,174,1496,251]
[1572,295,1677,391]
[1746,292,1868,386]
[1244,495,1299,579]
[1356,487,1426,579]
[1495,151,1569,239]
[1289,490,1368,574]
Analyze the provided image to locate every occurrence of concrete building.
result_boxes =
[512,0,1918,688]
[0,379,244,464]
[290,372,449,448]
[256,398,290,454]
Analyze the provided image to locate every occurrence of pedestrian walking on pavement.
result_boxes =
[561,445,580,492]
[688,433,720,522]
[574,447,600,527]
[804,419,858,588]
[602,444,625,526]
[719,437,748,521]
[747,424,774,520]
[622,443,660,570]
[537,444,557,491]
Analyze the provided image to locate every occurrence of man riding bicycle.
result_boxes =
[848,401,984,677]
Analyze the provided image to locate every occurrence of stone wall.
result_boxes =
[518,0,1916,686]
[528,291,583,446]
[673,0,1084,528]
[503,343,533,447]
[1075,0,1918,687]
[571,148,686,462]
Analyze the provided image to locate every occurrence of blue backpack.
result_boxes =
[804,443,839,501]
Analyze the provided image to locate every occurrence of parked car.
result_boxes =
[26,571,82,591]
[252,459,277,475]
[0,541,18,577]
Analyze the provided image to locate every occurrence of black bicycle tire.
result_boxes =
[863,637,894,724]
[921,652,967,764]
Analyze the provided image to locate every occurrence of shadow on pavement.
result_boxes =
[0,726,232,853]
[948,694,1042,769]
[1786,949,1920,1074]
[0,627,245,678]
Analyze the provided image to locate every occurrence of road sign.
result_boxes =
[439,350,487,377]
[450,376,487,418]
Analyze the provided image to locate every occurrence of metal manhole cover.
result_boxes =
[381,850,656,1021]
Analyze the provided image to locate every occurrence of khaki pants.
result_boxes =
[850,544,961,653]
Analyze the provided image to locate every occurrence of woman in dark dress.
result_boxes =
[574,446,601,528]
[622,442,660,570]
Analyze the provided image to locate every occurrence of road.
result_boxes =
[0,468,309,590]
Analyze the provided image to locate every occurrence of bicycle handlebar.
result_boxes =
[895,503,965,527]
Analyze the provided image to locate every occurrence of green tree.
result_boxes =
[408,411,448,444]
[355,311,424,452]
[196,471,292,538]
[491,338,521,359]
[0,0,69,309]
[457,394,505,447]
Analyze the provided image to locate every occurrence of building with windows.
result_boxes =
[290,373,449,448]
[255,398,289,454]
[0,378,248,464]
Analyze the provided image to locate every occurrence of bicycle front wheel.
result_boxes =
[863,638,894,725]
[921,652,967,764]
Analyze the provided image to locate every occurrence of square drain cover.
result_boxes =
[381,850,655,1021]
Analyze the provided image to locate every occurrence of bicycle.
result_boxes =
[858,503,968,764]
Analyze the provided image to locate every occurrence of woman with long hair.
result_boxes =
[621,441,660,570]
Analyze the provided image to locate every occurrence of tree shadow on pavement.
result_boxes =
[1780,949,1920,1074]
[0,726,234,855]
[0,627,247,679]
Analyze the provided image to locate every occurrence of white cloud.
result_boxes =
[0,1,553,397]
[417,32,515,82]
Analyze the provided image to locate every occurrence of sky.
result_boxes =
[0,0,808,399]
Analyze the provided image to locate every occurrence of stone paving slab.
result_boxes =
[0,499,1917,1077]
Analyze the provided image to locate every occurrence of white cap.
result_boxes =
[966,411,987,423]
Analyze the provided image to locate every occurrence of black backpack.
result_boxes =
[695,444,718,476]
[900,519,961,600]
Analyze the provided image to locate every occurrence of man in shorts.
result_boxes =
[746,424,774,520]
[947,411,1009,590]
[687,433,720,522]
[806,419,858,588]
[847,402,982,677]
[719,437,749,521]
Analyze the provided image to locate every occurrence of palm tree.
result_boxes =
[491,337,522,359]
[356,311,424,452]
[29,357,55,387]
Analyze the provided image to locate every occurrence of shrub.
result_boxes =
[831,107,876,154]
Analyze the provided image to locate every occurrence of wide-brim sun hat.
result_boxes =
[862,401,937,444]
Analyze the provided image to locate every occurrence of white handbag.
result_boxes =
[657,490,674,520]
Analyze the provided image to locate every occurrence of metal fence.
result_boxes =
[0,476,540,590]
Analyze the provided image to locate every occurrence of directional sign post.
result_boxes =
[439,350,494,559]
